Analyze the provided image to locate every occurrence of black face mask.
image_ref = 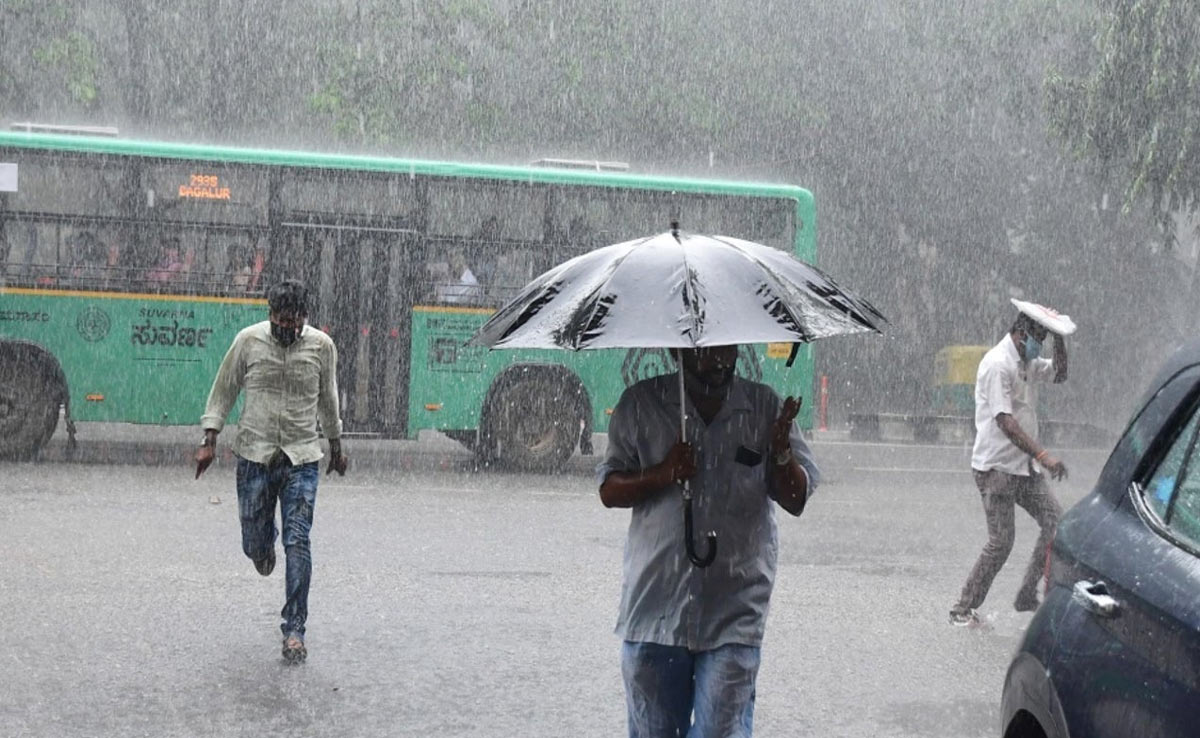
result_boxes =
[271,322,301,347]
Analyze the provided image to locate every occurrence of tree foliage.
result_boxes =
[0,0,1183,424]
[1,1,101,113]
[1048,0,1200,226]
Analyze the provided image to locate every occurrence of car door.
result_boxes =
[1056,383,1200,737]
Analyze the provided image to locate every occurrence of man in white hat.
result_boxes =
[950,311,1068,626]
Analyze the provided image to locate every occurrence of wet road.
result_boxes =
[0,456,1102,737]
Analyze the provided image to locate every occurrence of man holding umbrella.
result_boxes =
[468,226,881,734]
[599,344,820,738]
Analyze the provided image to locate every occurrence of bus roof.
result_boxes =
[0,130,811,203]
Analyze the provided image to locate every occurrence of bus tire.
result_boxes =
[0,341,65,461]
[479,366,589,473]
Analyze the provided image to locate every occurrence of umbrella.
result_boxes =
[469,225,885,566]
[471,229,883,351]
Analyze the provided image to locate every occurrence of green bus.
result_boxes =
[0,130,816,469]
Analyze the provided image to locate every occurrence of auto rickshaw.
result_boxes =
[933,345,990,415]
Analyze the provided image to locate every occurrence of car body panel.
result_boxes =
[1002,343,1200,737]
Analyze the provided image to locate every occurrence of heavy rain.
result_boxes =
[2,1,1199,737]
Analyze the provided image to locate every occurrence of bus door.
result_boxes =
[277,222,416,436]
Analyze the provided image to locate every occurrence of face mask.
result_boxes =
[1022,334,1042,362]
[271,321,301,347]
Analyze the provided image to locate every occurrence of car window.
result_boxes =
[1126,367,1200,460]
[1170,474,1200,545]
[1144,408,1200,522]
[1101,366,1200,495]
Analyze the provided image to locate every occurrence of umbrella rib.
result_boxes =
[570,236,654,349]
[679,237,703,344]
[707,235,815,340]
[710,235,882,335]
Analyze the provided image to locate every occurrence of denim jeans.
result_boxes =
[236,456,319,637]
[621,641,760,738]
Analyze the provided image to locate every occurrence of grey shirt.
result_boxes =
[200,321,342,465]
[598,373,820,651]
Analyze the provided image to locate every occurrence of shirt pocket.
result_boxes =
[243,354,278,392]
[722,441,769,521]
[284,351,322,396]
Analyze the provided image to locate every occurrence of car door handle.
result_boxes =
[1072,580,1121,618]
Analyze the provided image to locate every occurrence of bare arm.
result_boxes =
[769,455,810,516]
[995,413,1067,480]
[599,442,695,508]
[194,428,219,479]
[1052,333,1068,383]
[768,397,810,517]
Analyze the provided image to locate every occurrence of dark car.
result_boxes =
[1001,337,1200,738]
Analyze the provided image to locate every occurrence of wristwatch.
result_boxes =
[199,435,214,448]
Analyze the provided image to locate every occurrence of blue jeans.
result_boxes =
[236,457,319,638]
[621,641,761,738]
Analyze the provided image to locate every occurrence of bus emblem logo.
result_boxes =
[621,348,676,386]
[77,307,111,342]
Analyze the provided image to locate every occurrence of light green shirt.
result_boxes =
[200,321,342,465]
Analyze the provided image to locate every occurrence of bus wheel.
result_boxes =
[0,346,63,460]
[480,369,587,473]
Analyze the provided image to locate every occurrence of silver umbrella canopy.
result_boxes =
[468,229,884,352]
[468,227,885,567]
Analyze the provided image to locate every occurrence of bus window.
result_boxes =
[4,155,123,217]
[0,219,13,283]
[65,229,109,290]
[1,220,60,286]
[147,226,249,297]
[147,236,186,288]
[427,182,544,242]
[282,172,415,221]
[488,246,535,304]
[434,247,484,304]
[227,235,264,295]
[1,220,125,291]
[678,196,794,249]
[554,187,674,259]
[424,214,509,306]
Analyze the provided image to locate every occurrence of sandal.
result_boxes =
[282,633,307,663]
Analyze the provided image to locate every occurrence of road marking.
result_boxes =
[808,499,960,507]
[847,467,968,474]
[326,483,585,497]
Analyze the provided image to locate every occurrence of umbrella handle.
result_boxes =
[684,494,717,568]
[678,365,714,567]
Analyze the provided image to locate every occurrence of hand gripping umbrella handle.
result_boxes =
[684,490,717,568]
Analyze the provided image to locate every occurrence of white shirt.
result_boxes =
[970,336,1056,475]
